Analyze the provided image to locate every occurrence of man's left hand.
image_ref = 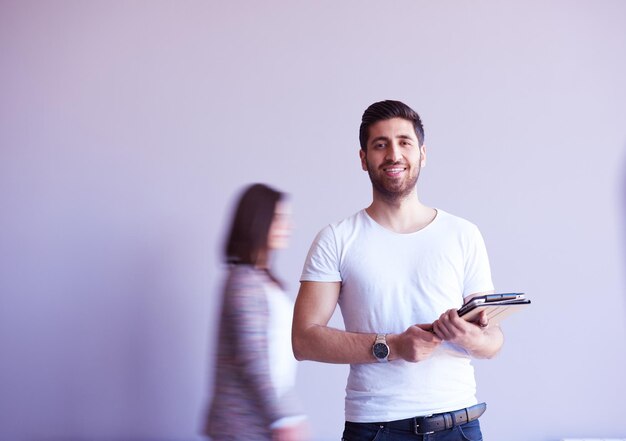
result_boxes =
[432,308,488,351]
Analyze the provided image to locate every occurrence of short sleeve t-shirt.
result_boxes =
[300,209,494,422]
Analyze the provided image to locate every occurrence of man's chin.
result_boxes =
[374,185,415,201]
[367,170,418,200]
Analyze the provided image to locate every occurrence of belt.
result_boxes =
[381,403,486,435]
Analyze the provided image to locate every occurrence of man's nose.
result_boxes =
[386,143,402,162]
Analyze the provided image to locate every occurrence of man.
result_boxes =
[292,100,503,440]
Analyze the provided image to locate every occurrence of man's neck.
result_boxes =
[366,191,436,234]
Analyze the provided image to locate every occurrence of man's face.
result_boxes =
[359,117,426,201]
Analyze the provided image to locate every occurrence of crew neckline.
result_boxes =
[362,208,440,236]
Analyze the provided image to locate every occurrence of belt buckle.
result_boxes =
[414,415,434,435]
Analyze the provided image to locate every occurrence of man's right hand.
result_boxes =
[388,324,442,362]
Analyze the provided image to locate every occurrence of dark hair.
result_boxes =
[224,183,283,266]
[359,100,424,150]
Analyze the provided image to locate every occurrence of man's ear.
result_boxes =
[359,149,368,171]
[420,144,427,167]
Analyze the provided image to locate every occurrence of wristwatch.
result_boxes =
[372,333,389,362]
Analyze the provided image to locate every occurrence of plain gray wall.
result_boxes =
[1,1,625,440]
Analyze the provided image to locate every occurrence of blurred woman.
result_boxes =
[205,183,308,441]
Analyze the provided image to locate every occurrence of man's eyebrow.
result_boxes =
[369,136,390,144]
[396,134,415,141]
[369,134,415,144]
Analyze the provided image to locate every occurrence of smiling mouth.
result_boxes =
[382,166,407,175]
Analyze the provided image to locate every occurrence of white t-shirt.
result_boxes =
[300,209,494,422]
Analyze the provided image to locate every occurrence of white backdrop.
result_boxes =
[1,1,625,440]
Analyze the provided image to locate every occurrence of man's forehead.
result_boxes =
[368,118,417,139]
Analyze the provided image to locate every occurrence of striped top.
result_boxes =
[205,265,303,440]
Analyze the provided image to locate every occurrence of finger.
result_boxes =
[416,323,434,332]
[437,308,453,322]
[434,319,453,340]
[440,309,465,334]
[445,309,466,333]
[445,308,461,319]
[478,310,489,328]
[447,308,468,327]
[447,308,460,319]
[432,320,442,339]
[419,322,441,341]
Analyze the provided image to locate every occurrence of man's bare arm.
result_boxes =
[292,281,441,363]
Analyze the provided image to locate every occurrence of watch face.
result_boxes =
[373,342,389,359]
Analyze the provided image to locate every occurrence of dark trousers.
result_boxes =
[342,418,483,441]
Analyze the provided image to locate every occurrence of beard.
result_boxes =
[365,159,421,202]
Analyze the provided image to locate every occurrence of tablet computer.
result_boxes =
[458,293,530,325]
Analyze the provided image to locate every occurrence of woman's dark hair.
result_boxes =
[359,100,425,150]
[224,183,284,266]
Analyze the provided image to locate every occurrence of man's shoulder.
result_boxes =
[333,209,366,226]
[435,209,480,232]
[319,209,366,232]
[309,210,367,246]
